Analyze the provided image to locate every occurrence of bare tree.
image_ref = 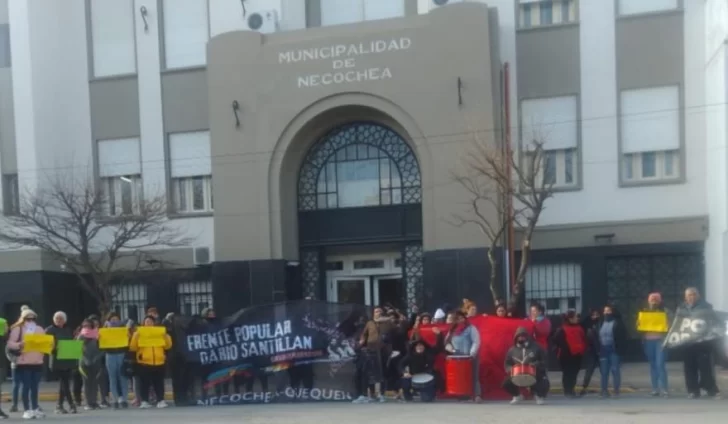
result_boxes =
[451,138,554,312]
[0,174,193,315]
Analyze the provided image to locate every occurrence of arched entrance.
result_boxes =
[297,122,423,311]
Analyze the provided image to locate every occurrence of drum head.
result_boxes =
[447,355,471,360]
[511,374,537,388]
[411,373,434,384]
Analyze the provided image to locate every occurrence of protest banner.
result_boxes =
[137,326,167,348]
[23,334,54,354]
[663,305,725,349]
[56,340,83,360]
[637,311,669,333]
[99,327,130,349]
[171,300,368,406]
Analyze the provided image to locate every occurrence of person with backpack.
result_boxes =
[77,318,104,410]
[45,311,77,414]
[6,308,46,419]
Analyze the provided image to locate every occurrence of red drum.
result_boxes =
[510,364,536,387]
[445,355,473,397]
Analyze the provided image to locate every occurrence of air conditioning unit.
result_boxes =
[246,10,279,34]
[194,247,211,266]
[431,0,465,9]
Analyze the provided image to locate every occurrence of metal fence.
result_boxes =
[525,263,583,316]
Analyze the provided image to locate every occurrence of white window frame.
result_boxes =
[162,0,211,69]
[525,148,578,189]
[617,0,678,16]
[172,175,213,214]
[101,175,143,217]
[519,0,578,29]
[89,0,137,77]
[622,149,679,182]
[2,174,19,216]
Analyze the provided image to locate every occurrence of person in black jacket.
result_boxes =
[45,311,77,414]
[579,308,600,396]
[679,287,722,399]
[398,336,439,402]
[597,305,628,398]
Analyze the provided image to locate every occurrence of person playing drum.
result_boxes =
[398,331,441,402]
[503,327,550,405]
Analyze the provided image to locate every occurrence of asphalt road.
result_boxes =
[14,396,728,423]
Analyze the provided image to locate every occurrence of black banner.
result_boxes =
[171,300,369,406]
[663,305,725,349]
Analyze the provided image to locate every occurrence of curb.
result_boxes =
[1,393,175,403]
[2,387,641,403]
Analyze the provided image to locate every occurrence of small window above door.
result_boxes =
[353,259,386,270]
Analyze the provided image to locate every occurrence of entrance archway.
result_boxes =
[297,122,423,310]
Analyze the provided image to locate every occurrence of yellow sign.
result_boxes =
[23,334,54,354]
[637,311,669,333]
[137,326,167,348]
[99,328,129,349]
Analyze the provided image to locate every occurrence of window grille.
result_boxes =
[178,281,213,316]
[111,284,148,323]
[525,263,582,316]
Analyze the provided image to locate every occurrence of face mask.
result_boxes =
[604,314,614,321]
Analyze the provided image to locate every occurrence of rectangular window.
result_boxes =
[321,0,364,26]
[525,263,582,316]
[618,0,678,16]
[521,95,579,188]
[98,138,142,216]
[540,1,553,25]
[363,0,405,21]
[178,281,213,316]
[519,0,576,28]
[163,0,209,69]
[111,284,147,323]
[2,174,19,215]
[620,85,681,182]
[623,150,679,182]
[169,131,213,213]
[0,24,10,68]
[90,0,136,77]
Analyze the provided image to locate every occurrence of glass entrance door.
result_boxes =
[330,277,372,305]
[373,276,404,310]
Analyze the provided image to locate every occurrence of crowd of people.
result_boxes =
[0,306,174,419]
[352,286,723,405]
[0,286,722,417]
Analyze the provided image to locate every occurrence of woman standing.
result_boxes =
[78,318,104,410]
[129,315,172,409]
[598,305,627,398]
[638,293,669,397]
[45,311,77,414]
[6,308,46,419]
[445,310,481,402]
[102,312,130,409]
[552,310,587,397]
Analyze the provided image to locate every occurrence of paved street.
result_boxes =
[19,396,728,423]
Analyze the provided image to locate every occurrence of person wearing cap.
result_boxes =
[7,308,46,419]
[45,311,77,414]
[639,292,669,397]
[398,334,440,402]
[432,309,446,324]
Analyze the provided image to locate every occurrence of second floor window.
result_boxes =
[521,95,579,189]
[620,85,681,184]
[320,0,405,27]
[519,0,577,29]
[169,131,213,214]
[98,138,143,216]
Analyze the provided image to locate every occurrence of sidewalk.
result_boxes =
[3,363,726,402]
